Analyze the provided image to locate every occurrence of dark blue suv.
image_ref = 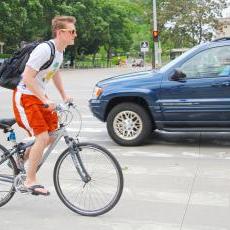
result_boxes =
[89,38,230,146]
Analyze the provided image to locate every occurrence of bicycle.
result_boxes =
[0,102,124,216]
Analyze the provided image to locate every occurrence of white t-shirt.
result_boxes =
[17,40,63,95]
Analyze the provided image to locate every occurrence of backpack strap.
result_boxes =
[39,41,55,71]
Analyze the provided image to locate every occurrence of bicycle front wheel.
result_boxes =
[53,143,124,216]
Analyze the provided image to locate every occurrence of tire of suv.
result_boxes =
[107,102,152,146]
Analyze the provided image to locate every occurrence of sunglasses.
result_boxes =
[60,29,77,35]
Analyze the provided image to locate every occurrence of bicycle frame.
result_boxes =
[0,123,90,185]
[39,125,90,182]
[37,126,66,170]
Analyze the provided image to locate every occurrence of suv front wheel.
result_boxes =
[107,103,152,146]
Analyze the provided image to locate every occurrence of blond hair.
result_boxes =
[52,16,76,37]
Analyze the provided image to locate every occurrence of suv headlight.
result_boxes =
[92,86,103,99]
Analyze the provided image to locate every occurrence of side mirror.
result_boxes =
[171,69,186,81]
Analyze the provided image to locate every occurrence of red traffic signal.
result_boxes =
[152,31,159,42]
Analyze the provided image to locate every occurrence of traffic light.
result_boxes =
[152,30,159,42]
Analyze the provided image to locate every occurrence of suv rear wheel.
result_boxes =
[107,103,152,146]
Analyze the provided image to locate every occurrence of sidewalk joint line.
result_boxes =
[180,132,201,230]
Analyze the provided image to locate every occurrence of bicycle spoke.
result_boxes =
[61,178,82,182]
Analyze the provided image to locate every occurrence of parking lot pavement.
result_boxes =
[1,67,230,230]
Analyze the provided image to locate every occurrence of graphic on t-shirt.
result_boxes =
[43,62,60,82]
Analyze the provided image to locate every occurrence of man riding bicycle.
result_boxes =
[12,16,77,196]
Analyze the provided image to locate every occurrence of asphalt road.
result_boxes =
[1,67,230,230]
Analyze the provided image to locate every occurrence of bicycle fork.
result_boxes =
[64,136,91,183]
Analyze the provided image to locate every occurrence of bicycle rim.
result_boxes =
[0,145,17,207]
[54,143,123,216]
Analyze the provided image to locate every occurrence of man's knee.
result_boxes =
[47,136,55,145]
[35,132,50,147]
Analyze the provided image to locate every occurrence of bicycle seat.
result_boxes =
[0,118,16,129]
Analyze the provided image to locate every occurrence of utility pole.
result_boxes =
[152,0,161,69]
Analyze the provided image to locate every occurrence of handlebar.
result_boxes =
[43,101,75,112]
[43,100,82,137]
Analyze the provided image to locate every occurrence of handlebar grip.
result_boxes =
[43,104,49,108]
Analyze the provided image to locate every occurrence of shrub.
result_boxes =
[0,54,11,59]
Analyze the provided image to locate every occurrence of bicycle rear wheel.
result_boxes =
[53,142,124,216]
[0,144,17,207]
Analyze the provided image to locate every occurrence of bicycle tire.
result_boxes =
[53,142,124,216]
[0,144,17,207]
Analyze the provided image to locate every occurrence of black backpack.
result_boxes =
[0,41,55,90]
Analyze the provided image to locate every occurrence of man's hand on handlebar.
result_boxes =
[43,97,75,112]
[43,99,56,111]
[63,95,74,104]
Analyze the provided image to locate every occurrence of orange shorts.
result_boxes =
[13,90,58,136]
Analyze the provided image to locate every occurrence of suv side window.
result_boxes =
[179,46,230,79]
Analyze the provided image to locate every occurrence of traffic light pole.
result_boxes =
[152,0,161,69]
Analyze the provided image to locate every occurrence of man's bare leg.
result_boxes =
[23,147,31,162]
[23,135,55,162]
[24,131,50,194]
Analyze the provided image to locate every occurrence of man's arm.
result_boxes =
[22,66,56,110]
[52,71,69,101]
[22,66,47,103]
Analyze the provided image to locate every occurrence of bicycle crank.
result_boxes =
[14,173,27,192]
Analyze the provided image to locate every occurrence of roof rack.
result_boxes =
[212,37,230,42]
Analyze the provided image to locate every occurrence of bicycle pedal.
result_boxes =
[18,189,30,194]
[31,192,40,196]
[18,188,39,196]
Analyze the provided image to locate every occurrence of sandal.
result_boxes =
[20,184,50,196]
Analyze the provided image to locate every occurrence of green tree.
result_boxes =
[20,0,45,41]
[160,0,227,45]
[0,0,27,52]
[98,0,137,65]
